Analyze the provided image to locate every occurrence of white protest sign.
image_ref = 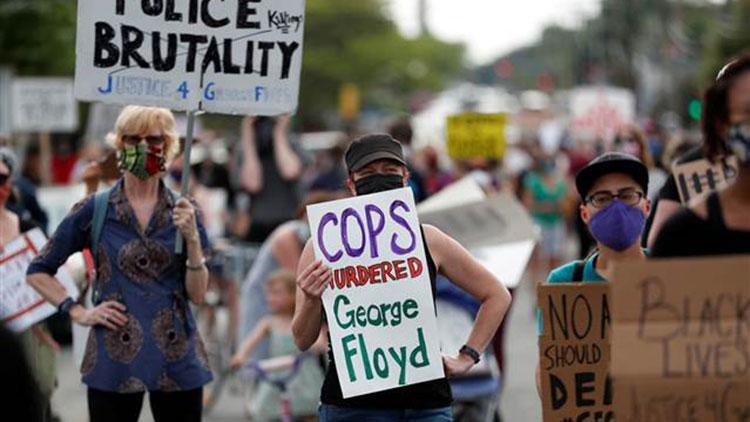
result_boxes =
[75,0,305,115]
[11,78,78,133]
[1,229,79,333]
[419,193,537,250]
[37,184,88,234]
[569,86,635,142]
[307,187,444,398]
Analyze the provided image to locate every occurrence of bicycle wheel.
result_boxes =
[198,299,231,414]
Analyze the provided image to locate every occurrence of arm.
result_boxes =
[240,116,263,193]
[272,115,302,182]
[646,199,681,249]
[424,225,512,375]
[292,240,331,351]
[230,318,271,368]
[271,226,303,272]
[173,198,209,305]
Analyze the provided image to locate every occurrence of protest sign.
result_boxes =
[672,156,739,205]
[611,256,750,421]
[1,229,79,333]
[75,0,305,115]
[569,86,635,142]
[419,193,537,250]
[11,77,78,133]
[538,283,613,422]
[446,113,507,159]
[307,187,444,398]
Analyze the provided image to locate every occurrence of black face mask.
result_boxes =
[354,174,404,195]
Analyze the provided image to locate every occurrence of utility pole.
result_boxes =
[418,0,430,36]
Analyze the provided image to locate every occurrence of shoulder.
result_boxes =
[546,261,577,283]
[422,224,452,250]
[69,194,96,218]
[651,207,704,257]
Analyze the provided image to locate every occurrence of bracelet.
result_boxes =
[58,297,76,315]
[186,257,206,271]
[459,344,481,364]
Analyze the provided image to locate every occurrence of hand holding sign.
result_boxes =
[297,260,331,300]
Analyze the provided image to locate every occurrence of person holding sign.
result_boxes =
[536,152,651,390]
[652,51,750,257]
[26,106,212,422]
[292,134,511,421]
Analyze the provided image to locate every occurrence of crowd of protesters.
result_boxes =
[0,49,747,421]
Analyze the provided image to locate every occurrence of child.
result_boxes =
[230,270,325,421]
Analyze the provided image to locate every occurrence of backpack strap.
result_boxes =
[572,260,585,283]
[91,187,113,305]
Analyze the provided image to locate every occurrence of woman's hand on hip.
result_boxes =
[70,301,128,330]
[173,197,199,244]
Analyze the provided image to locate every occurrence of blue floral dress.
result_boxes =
[27,179,213,392]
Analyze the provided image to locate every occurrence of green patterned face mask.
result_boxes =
[119,144,166,180]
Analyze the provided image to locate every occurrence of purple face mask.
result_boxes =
[588,199,646,251]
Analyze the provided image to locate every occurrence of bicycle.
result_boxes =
[239,353,316,422]
[197,240,261,413]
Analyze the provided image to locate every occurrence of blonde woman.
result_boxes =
[27,106,212,422]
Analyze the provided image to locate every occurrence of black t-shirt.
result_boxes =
[651,192,750,257]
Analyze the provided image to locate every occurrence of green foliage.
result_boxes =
[0,0,77,75]
[299,0,464,125]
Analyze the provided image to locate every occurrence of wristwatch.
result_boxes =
[58,297,76,315]
[186,256,206,271]
[459,344,481,364]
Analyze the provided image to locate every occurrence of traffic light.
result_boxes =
[689,98,702,121]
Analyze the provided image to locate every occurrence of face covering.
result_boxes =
[354,174,404,195]
[727,123,750,167]
[588,199,646,251]
[119,144,166,180]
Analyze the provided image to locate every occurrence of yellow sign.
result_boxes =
[446,113,507,159]
[339,83,360,121]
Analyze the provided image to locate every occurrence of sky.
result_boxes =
[387,0,601,65]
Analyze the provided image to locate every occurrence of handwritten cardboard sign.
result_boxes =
[672,156,739,205]
[611,256,750,421]
[1,229,79,333]
[11,78,78,133]
[446,113,507,159]
[538,283,613,422]
[306,187,444,398]
[75,0,305,114]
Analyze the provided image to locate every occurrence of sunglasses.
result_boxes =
[0,173,10,185]
[122,134,165,146]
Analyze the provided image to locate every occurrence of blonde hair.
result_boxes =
[106,105,180,162]
[266,269,297,295]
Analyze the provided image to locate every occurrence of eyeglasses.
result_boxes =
[586,188,644,208]
[0,173,9,185]
[122,134,165,146]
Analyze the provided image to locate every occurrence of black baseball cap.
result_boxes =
[575,152,649,200]
[345,133,406,173]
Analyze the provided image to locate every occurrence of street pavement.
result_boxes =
[51,274,544,421]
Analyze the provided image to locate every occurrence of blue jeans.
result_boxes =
[319,404,453,422]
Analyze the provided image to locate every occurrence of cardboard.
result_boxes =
[0,229,79,332]
[672,156,739,205]
[538,283,613,422]
[611,256,750,422]
[419,193,537,250]
[11,77,78,133]
[446,113,507,159]
[306,187,444,398]
[75,0,305,115]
